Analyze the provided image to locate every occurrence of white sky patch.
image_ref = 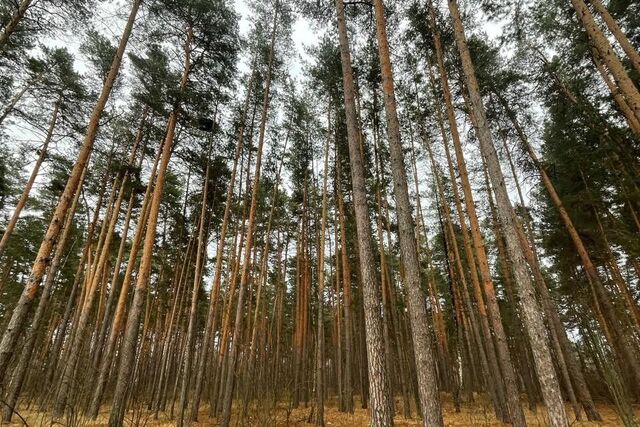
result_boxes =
[290,17,320,79]
[484,19,503,40]
[233,0,320,82]
[234,0,252,38]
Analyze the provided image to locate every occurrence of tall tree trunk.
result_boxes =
[314,109,330,426]
[333,220,344,412]
[335,159,354,413]
[372,2,443,425]
[335,0,393,424]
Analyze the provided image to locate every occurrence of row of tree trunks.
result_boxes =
[498,92,640,396]
[107,24,193,427]
[89,126,160,418]
[189,53,258,422]
[422,9,509,417]
[218,5,279,424]
[2,160,85,422]
[54,122,142,417]
[0,0,142,385]
[176,152,211,427]
[3,0,638,423]
[447,0,568,425]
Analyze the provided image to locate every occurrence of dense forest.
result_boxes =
[0,0,639,425]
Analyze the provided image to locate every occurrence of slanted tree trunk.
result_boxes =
[570,0,640,124]
[485,151,581,418]
[0,0,32,49]
[0,81,31,127]
[0,101,59,257]
[424,3,524,423]
[587,0,640,74]
[590,47,640,136]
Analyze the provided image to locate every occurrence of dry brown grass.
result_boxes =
[2,395,636,426]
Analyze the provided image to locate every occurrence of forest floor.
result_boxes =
[3,396,637,426]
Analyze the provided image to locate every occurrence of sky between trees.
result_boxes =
[0,0,639,426]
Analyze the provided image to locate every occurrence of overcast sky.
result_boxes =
[234,0,320,80]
